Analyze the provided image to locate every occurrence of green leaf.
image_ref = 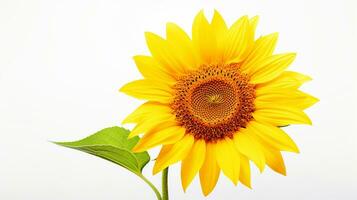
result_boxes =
[54,126,150,174]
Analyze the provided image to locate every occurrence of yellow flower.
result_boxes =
[120,10,318,196]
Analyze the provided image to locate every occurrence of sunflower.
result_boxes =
[120,10,318,196]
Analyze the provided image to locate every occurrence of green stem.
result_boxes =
[138,174,162,200]
[162,168,169,200]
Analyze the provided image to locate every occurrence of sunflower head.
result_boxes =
[120,10,318,196]
[171,63,256,142]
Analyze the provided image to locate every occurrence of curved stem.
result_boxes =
[162,168,169,200]
[138,174,162,200]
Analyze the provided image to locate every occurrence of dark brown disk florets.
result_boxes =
[171,63,256,142]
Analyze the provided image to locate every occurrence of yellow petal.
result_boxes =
[192,10,217,64]
[199,142,220,196]
[253,105,312,126]
[210,10,228,63]
[153,134,194,174]
[166,23,198,71]
[252,136,287,175]
[122,102,171,124]
[233,131,265,172]
[223,16,250,63]
[248,121,299,153]
[295,92,319,109]
[145,32,185,75]
[249,16,259,38]
[128,114,175,138]
[211,10,228,41]
[262,146,286,175]
[239,155,252,188]
[239,16,260,60]
[242,33,278,72]
[133,55,176,84]
[215,138,240,185]
[120,79,173,103]
[227,16,260,64]
[249,53,296,84]
[133,125,185,152]
[257,71,312,90]
[181,139,206,191]
[255,89,319,110]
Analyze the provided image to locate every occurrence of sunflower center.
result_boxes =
[171,64,256,142]
[190,80,239,124]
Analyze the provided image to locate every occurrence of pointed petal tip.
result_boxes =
[127,132,137,139]
[152,165,161,175]
[195,9,205,18]
[269,32,279,39]
[242,181,253,189]
[181,178,188,192]
[132,138,153,152]
[280,169,287,176]
[166,22,175,33]
[252,15,260,20]
[306,117,313,125]
[310,97,320,108]
[119,83,130,93]
[240,15,250,23]
[132,144,143,153]
[144,31,151,37]
[276,162,287,176]
[200,168,220,196]
[166,22,180,30]
[292,145,300,153]
[303,74,313,82]
[202,188,213,197]
[250,15,260,23]
[212,9,224,22]
[152,156,169,175]
[121,116,134,125]
[144,32,151,41]
[144,32,162,42]
[118,86,124,93]
[118,85,131,95]
[229,174,239,186]
[312,96,320,104]
[285,141,300,153]
[273,166,287,176]
[280,52,297,61]
[213,9,223,18]
[195,9,208,21]
[181,181,189,193]
[202,192,210,197]
[233,180,239,186]
[258,165,265,173]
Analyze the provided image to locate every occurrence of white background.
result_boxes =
[1,0,356,199]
